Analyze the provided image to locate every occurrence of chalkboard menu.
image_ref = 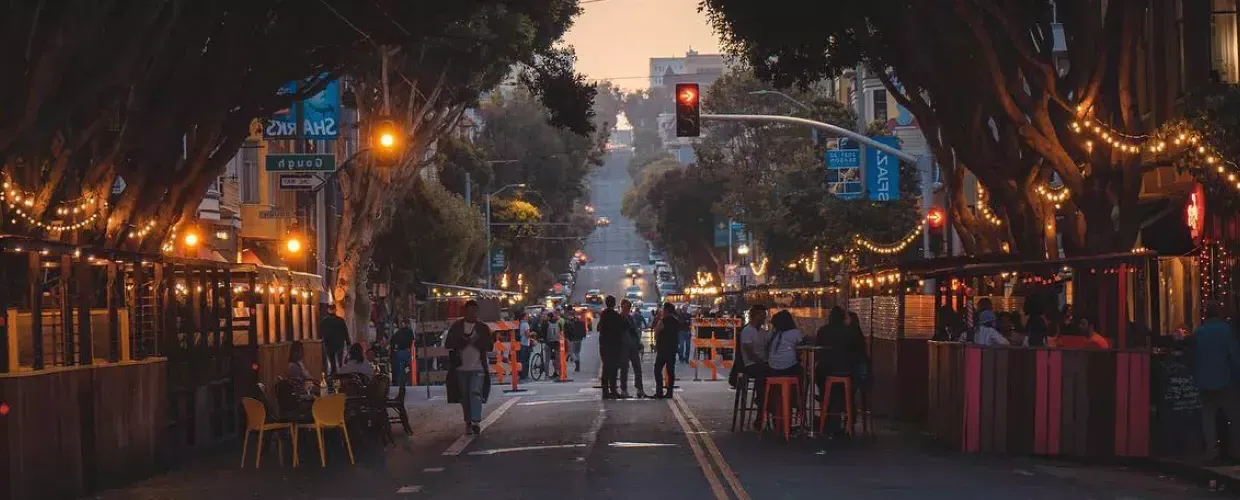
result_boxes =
[1152,351,1204,458]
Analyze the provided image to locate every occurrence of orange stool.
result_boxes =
[817,376,854,436]
[762,377,803,441]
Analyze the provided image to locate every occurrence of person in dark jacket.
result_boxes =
[319,304,350,375]
[390,318,415,388]
[618,299,649,398]
[596,296,629,399]
[654,302,682,399]
[816,307,868,435]
[444,300,492,435]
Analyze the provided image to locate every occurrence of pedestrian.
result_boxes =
[445,300,493,435]
[654,302,681,399]
[390,317,415,388]
[677,306,693,363]
[618,299,649,398]
[567,311,587,372]
[734,305,769,427]
[597,296,628,399]
[517,312,532,380]
[319,304,350,375]
[1193,301,1240,463]
[544,312,562,378]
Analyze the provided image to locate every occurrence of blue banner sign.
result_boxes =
[265,78,340,139]
[865,136,901,201]
[826,148,862,200]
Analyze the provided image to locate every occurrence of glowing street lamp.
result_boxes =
[737,244,750,256]
[183,230,200,248]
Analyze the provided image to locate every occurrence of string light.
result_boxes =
[750,256,768,277]
[128,219,158,239]
[854,220,926,255]
[0,178,109,233]
[1034,183,1071,206]
[1068,113,1240,194]
[976,185,1003,226]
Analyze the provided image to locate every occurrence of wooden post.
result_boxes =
[0,258,10,373]
[77,260,94,365]
[223,269,233,348]
[151,263,163,358]
[30,251,44,369]
[204,267,217,350]
[133,262,145,358]
[106,259,119,363]
[60,255,75,365]
[247,274,258,346]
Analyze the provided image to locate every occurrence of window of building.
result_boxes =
[872,89,888,123]
[1213,0,1239,83]
[240,143,260,204]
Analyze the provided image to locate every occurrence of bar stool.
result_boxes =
[818,376,853,436]
[731,373,761,432]
[762,376,802,441]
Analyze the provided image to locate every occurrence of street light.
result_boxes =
[485,183,528,289]
[749,90,818,144]
[737,244,750,256]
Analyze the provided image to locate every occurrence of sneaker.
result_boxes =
[465,423,475,435]
[470,422,481,435]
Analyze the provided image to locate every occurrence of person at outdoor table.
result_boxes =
[339,343,375,377]
[816,307,867,435]
[764,310,813,378]
[1057,304,1078,336]
[445,300,493,435]
[1191,301,1240,463]
[1024,300,1049,347]
[973,310,1009,346]
[287,341,312,381]
[1077,317,1111,349]
[390,319,414,387]
[735,305,769,426]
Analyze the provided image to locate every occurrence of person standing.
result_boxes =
[543,312,562,378]
[390,318,415,388]
[445,300,493,435]
[1194,301,1240,463]
[618,299,648,398]
[567,311,587,372]
[597,296,628,399]
[654,302,682,399]
[677,306,693,363]
[319,305,350,375]
[517,313,532,380]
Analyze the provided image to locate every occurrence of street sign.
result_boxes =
[826,148,863,200]
[278,173,325,191]
[259,210,295,219]
[490,248,506,272]
[265,153,336,172]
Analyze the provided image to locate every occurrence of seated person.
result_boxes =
[287,341,313,381]
[338,343,375,377]
[1078,317,1111,349]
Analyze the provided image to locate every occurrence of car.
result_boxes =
[584,289,604,308]
[624,262,644,278]
[658,282,678,297]
[596,216,610,227]
[543,294,568,309]
[648,249,666,264]
[624,284,642,300]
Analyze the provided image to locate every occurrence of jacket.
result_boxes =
[598,309,629,351]
[320,314,350,349]
[1193,318,1240,391]
[656,315,681,354]
[444,319,493,368]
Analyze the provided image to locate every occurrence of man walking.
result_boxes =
[566,311,587,372]
[1194,301,1240,463]
[597,296,628,399]
[319,304,350,375]
[390,317,415,388]
[445,300,493,435]
[654,302,681,399]
[618,299,648,398]
[677,306,693,363]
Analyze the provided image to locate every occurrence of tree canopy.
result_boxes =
[703,0,1203,257]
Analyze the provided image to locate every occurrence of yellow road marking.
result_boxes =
[675,394,751,500]
[668,398,730,500]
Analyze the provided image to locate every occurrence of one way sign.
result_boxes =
[278,173,325,191]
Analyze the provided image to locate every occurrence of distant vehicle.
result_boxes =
[624,285,642,301]
[584,289,604,308]
[648,249,666,264]
[544,294,568,309]
[596,216,611,227]
[558,273,575,286]
[624,263,644,278]
[658,282,678,297]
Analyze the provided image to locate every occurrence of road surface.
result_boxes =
[95,152,1218,499]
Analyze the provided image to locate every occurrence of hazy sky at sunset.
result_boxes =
[563,0,723,92]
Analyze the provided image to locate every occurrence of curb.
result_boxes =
[1040,455,1240,496]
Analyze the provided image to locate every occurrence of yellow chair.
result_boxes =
[297,393,355,466]
[240,397,296,468]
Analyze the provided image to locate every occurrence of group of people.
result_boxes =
[936,299,1110,349]
[731,305,870,432]
[598,296,679,399]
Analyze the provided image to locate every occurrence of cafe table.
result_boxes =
[796,345,823,437]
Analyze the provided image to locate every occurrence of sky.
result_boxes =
[563,0,723,93]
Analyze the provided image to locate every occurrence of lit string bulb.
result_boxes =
[853,220,926,255]
[976,185,1003,226]
[0,181,108,232]
[1068,113,1240,193]
[1034,184,1071,208]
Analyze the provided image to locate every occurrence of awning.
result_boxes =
[232,262,325,292]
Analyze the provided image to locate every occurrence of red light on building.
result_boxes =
[1187,186,1204,240]
[0,402,10,416]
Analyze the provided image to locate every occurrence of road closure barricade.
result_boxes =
[689,318,741,381]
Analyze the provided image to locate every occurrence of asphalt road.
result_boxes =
[570,149,659,306]
[94,151,1221,499]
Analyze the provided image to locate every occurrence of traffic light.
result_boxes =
[927,207,945,256]
[675,83,700,137]
[371,116,401,164]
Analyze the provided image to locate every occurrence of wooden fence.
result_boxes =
[927,342,1150,457]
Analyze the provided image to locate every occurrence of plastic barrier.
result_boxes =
[555,330,572,382]
[689,318,741,381]
[501,332,526,393]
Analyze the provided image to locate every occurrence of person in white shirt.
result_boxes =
[765,310,815,377]
[738,305,770,369]
[337,343,375,377]
[518,313,532,380]
[973,310,1009,346]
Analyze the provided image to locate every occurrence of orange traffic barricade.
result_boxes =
[689,318,740,381]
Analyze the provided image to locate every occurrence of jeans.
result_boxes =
[655,352,676,395]
[601,345,624,396]
[678,332,692,362]
[457,370,486,424]
[570,340,583,370]
[325,346,344,375]
[1202,386,1240,459]
[619,343,644,393]
[393,349,412,387]
[518,345,531,379]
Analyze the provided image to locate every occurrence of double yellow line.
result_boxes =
[668,394,751,500]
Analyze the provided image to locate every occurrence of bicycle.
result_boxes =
[528,340,559,381]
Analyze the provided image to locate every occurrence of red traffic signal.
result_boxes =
[675,83,701,138]
[927,207,945,228]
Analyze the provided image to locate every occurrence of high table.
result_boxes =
[796,345,823,437]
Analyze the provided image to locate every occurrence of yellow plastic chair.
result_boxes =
[240,397,296,468]
[297,393,355,466]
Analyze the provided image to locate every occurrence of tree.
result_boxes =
[623,86,673,157]
[644,165,725,275]
[621,157,680,236]
[703,1,1194,257]
[371,180,486,314]
[592,80,625,137]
